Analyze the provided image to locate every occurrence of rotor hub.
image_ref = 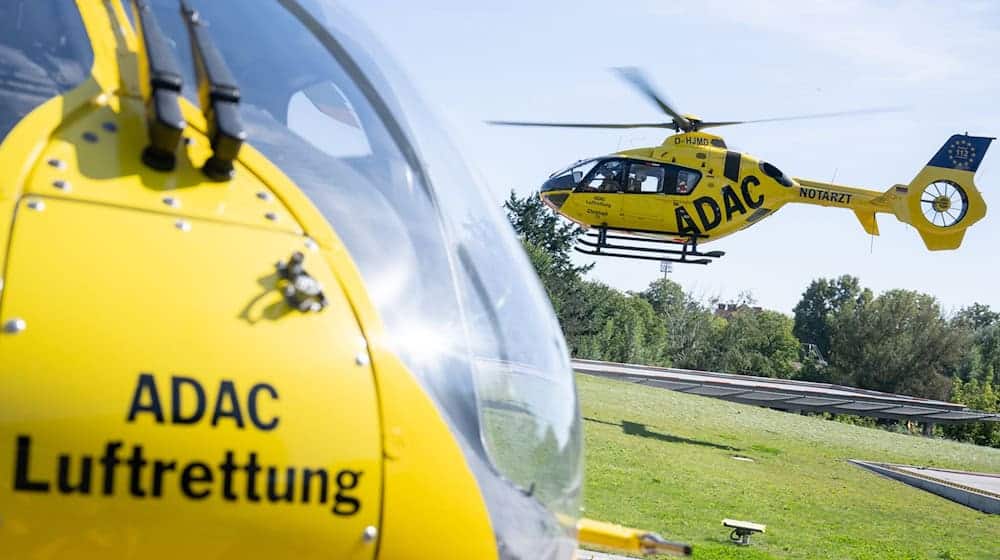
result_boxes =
[921,180,968,228]
[932,196,952,213]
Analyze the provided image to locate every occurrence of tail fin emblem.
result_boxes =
[948,138,977,170]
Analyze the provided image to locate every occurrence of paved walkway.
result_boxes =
[896,466,1000,496]
[851,460,1000,513]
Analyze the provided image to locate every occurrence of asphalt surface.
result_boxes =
[896,467,1000,496]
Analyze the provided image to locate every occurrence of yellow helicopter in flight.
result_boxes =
[491,68,993,265]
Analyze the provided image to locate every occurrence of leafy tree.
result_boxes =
[827,290,966,400]
[504,190,591,279]
[708,308,800,378]
[953,303,1000,331]
[792,275,870,359]
[974,325,1000,389]
[638,278,720,369]
[573,282,667,365]
[943,372,999,447]
[951,304,1000,388]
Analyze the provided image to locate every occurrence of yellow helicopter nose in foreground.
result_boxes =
[0,1,651,558]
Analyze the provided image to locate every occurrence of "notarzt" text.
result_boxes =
[799,187,852,204]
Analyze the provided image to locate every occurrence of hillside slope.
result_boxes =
[579,374,1000,560]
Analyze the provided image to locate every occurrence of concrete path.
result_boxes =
[851,460,1000,514]
[896,466,1000,495]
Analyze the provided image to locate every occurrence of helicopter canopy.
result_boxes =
[542,157,702,196]
[0,1,581,557]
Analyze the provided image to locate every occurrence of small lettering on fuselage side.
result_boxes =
[798,187,853,204]
[674,136,711,146]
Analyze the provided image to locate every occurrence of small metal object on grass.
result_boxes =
[723,518,765,546]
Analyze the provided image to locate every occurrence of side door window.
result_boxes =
[626,162,666,193]
[662,165,702,195]
[580,159,625,192]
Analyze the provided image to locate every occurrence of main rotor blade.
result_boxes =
[696,107,904,130]
[486,120,675,129]
[612,67,692,131]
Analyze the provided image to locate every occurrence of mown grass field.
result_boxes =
[578,373,1000,560]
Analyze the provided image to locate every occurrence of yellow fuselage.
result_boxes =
[541,131,988,251]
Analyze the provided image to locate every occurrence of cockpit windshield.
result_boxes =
[549,158,599,181]
[542,158,600,193]
[0,1,92,144]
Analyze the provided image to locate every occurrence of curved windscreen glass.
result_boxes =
[0,0,93,144]
[146,1,582,557]
[550,158,599,180]
[543,158,600,192]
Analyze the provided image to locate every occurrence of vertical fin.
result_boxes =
[853,210,879,236]
[895,134,992,250]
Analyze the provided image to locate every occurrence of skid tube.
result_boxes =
[574,226,724,265]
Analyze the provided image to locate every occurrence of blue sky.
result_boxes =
[342,0,1000,314]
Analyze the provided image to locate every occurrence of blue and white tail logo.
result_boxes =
[927,134,994,172]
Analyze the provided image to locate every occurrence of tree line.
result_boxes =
[505,191,999,448]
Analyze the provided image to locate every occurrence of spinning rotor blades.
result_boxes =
[612,67,692,131]
[485,120,674,129]
[695,107,903,131]
[488,67,901,133]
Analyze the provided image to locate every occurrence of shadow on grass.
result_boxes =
[584,417,742,451]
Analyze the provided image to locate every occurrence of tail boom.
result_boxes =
[793,134,993,250]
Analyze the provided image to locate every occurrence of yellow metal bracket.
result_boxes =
[577,518,691,557]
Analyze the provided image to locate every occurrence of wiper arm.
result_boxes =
[181,1,247,181]
[132,0,186,171]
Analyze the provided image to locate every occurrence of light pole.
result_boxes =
[660,260,672,280]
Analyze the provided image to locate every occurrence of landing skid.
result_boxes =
[574,226,724,265]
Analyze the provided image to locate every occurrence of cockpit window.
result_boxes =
[556,159,599,184]
[664,165,702,195]
[577,159,703,195]
[0,1,93,145]
[626,162,666,193]
[591,159,702,195]
[287,81,373,158]
[678,168,701,193]
[542,158,600,193]
[550,158,597,180]
[580,159,625,192]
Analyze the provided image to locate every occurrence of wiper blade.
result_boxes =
[132,0,186,171]
[181,1,247,181]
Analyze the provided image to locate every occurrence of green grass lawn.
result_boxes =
[578,373,1000,560]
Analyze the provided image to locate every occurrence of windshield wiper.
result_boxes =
[181,1,246,181]
[132,0,186,171]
